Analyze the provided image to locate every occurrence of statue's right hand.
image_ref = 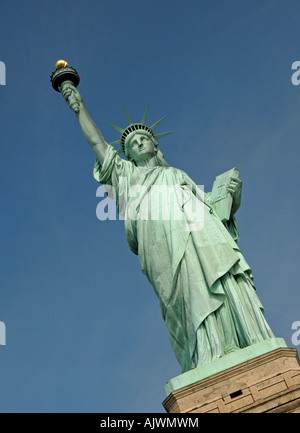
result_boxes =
[60,82,83,113]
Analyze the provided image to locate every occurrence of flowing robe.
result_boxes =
[94,146,274,372]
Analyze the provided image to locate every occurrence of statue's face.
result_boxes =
[127,132,156,164]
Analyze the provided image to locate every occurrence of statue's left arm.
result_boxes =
[221,176,242,242]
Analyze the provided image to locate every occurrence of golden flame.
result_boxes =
[55,60,68,69]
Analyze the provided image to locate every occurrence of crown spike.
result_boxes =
[155,131,174,140]
[104,121,124,134]
[150,116,167,131]
[105,107,172,157]
[141,105,149,125]
[123,105,134,125]
[109,139,122,147]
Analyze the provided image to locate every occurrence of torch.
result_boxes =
[50,60,80,112]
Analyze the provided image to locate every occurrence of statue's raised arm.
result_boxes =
[61,82,109,165]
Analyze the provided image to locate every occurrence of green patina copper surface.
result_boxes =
[57,78,279,375]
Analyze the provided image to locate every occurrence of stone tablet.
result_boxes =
[210,167,239,222]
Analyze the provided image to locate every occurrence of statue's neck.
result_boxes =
[136,155,160,168]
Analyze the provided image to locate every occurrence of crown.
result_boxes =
[105,105,174,155]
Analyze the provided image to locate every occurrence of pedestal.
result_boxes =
[163,339,300,413]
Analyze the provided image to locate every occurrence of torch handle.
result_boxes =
[59,80,80,113]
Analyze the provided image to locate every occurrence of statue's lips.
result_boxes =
[134,146,147,153]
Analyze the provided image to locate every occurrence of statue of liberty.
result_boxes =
[60,82,274,374]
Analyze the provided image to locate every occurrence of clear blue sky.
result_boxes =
[1,0,300,413]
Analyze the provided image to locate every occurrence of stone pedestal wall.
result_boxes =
[163,348,300,413]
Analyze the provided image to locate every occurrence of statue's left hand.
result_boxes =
[227,177,242,214]
[227,177,242,196]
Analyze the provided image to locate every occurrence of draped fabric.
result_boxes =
[94,147,274,372]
